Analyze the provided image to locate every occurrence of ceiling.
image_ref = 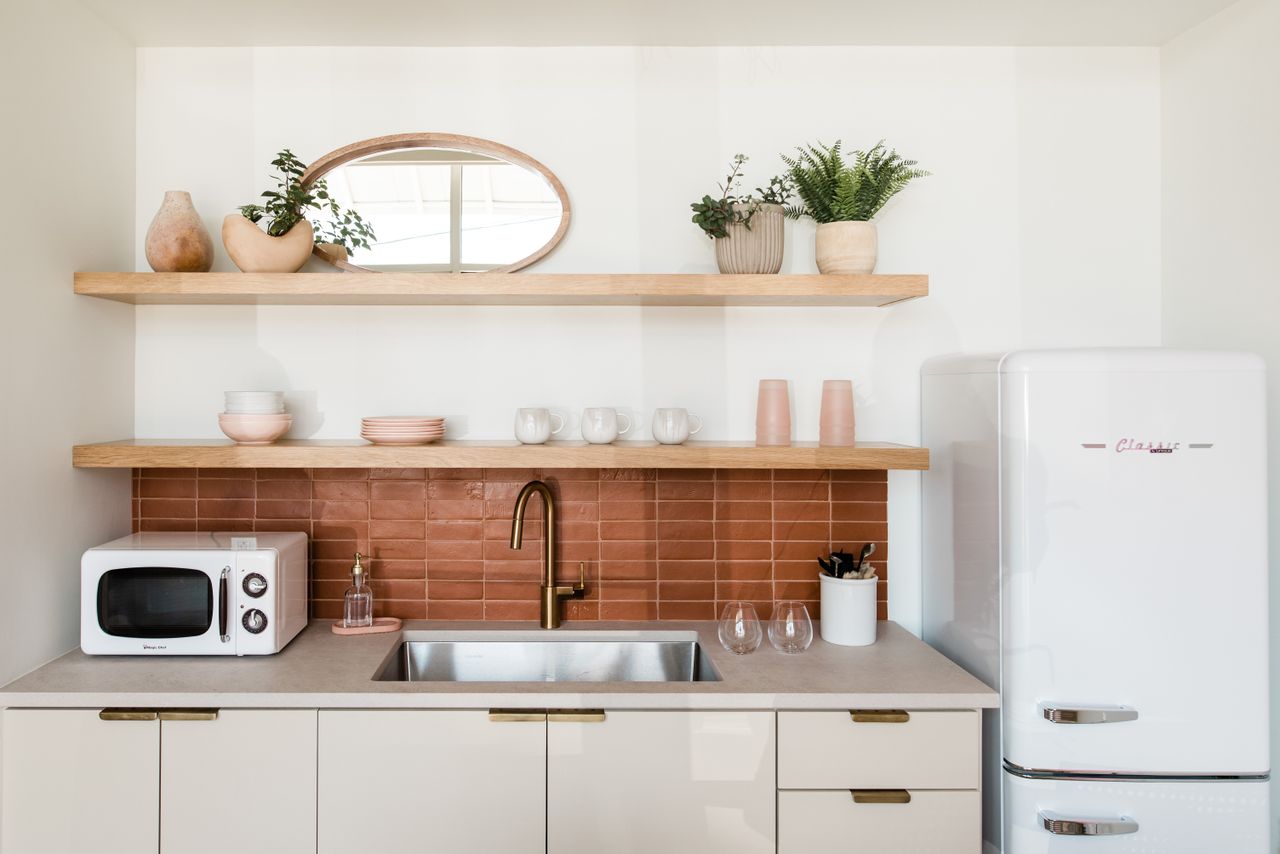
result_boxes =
[81,0,1235,47]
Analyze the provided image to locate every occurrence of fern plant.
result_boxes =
[782,140,928,223]
[238,149,376,254]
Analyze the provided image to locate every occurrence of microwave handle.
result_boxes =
[218,567,230,643]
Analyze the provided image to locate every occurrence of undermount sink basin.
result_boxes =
[373,632,721,683]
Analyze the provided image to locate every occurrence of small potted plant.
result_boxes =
[690,154,792,274]
[224,149,376,273]
[782,140,928,274]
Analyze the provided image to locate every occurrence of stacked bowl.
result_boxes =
[360,416,446,446]
[219,391,292,445]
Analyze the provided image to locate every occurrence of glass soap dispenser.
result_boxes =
[343,552,374,628]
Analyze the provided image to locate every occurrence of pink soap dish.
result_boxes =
[331,617,402,636]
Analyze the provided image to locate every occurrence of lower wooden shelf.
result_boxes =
[72,439,929,471]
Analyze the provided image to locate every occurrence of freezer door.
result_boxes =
[1000,356,1269,774]
[1003,772,1268,854]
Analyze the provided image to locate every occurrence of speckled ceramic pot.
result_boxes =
[222,215,314,273]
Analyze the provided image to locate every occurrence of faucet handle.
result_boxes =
[555,562,587,599]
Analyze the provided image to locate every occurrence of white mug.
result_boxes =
[514,408,565,445]
[651,408,703,445]
[581,408,633,444]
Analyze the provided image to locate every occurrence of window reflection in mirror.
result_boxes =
[319,148,563,272]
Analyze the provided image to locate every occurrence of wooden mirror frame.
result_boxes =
[300,132,571,273]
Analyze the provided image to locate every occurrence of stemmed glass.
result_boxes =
[718,602,763,655]
[768,601,814,654]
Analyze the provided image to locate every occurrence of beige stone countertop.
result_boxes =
[0,621,996,710]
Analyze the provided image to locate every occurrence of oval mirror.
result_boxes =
[300,133,570,273]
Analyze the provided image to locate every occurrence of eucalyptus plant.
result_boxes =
[238,149,376,254]
[782,140,929,224]
[690,154,793,239]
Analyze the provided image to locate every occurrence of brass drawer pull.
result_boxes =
[851,789,912,805]
[850,709,910,723]
[489,709,547,722]
[99,709,158,722]
[158,709,219,722]
[547,709,606,723]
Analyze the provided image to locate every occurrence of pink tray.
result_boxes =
[331,617,402,636]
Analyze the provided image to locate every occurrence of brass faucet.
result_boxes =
[509,480,585,629]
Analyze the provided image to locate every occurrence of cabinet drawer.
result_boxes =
[778,710,979,789]
[779,789,980,854]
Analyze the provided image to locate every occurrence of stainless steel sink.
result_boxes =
[373,632,721,683]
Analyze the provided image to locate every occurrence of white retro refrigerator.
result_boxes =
[922,349,1270,853]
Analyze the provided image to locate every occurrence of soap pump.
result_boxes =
[343,552,374,628]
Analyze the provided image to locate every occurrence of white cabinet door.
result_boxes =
[161,710,317,854]
[547,710,775,854]
[318,710,545,854]
[1,709,159,854]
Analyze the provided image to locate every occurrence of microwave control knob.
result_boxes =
[242,609,268,634]
[242,573,268,598]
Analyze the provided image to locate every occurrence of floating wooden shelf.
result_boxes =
[72,440,929,471]
[74,272,927,307]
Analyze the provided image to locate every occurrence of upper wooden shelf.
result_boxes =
[72,440,929,471]
[74,272,927,307]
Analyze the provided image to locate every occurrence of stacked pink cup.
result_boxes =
[756,379,792,446]
[819,379,856,446]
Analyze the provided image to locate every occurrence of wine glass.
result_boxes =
[768,601,814,654]
[718,601,763,655]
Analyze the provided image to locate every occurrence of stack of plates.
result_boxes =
[225,391,285,414]
[360,416,446,446]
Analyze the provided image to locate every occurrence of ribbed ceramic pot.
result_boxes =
[815,221,878,274]
[222,215,315,273]
[714,203,784,274]
[144,191,214,273]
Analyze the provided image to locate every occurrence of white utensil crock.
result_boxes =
[819,572,877,646]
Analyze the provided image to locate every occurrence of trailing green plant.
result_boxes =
[690,154,793,239]
[782,140,928,224]
[238,149,376,254]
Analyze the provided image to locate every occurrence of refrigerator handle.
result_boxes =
[1040,704,1138,724]
[1040,811,1139,836]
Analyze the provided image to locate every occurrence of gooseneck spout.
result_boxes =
[510,480,585,629]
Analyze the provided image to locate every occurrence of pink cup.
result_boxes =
[756,379,792,447]
[819,379,855,447]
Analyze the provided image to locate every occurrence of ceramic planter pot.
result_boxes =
[315,243,349,265]
[715,203,784,275]
[222,215,315,273]
[815,221,878,274]
[145,191,214,273]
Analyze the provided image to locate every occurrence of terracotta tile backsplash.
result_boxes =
[132,468,889,622]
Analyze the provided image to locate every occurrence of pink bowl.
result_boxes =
[218,413,292,445]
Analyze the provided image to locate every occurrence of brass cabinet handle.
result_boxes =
[851,790,912,804]
[158,709,219,722]
[547,709,606,723]
[99,709,158,721]
[849,709,910,723]
[489,709,547,722]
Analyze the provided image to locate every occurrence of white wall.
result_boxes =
[132,45,1161,629]
[0,1,135,684]
[1161,0,1280,840]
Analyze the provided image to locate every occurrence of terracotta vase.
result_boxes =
[815,221,878,274]
[715,203,785,274]
[222,215,315,273]
[144,191,214,273]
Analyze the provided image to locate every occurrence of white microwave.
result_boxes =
[81,531,308,655]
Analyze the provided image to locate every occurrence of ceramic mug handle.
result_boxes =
[688,414,703,436]
[617,413,633,436]
[550,412,566,436]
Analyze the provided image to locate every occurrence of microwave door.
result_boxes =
[89,563,229,654]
